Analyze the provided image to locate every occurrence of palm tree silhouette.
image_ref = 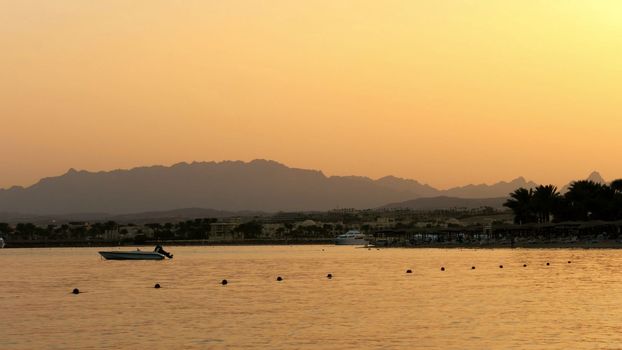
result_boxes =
[504,188,535,224]
[610,179,622,193]
[532,185,561,223]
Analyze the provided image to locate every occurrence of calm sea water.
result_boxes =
[2,246,622,349]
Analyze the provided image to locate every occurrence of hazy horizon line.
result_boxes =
[0,158,609,192]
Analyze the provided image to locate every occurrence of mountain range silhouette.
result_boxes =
[0,159,605,216]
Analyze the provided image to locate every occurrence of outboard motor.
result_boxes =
[154,245,173,259]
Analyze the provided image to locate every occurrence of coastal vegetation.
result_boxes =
[0,207,504,246]
[505,180,622,224]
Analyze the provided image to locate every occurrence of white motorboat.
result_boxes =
[0,237,5,248]
[335,230,369,245]
[99,245,173,260]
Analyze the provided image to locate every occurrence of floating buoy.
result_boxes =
[72,288,80,294]
[406,269,412,274]
[568,261,571,264]
[327,273,333,279]
[154,283,161,289]
[546,262,550,266]
[221,279,228,285]
[441,267,445,271]
[499,265,503,269]
[523,264,527,267]
[471,266,476,270]
[276,276,283,281]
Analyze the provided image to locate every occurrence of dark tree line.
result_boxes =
[0,218,218,241]
[147,218,217,240]
[505,180,622,224]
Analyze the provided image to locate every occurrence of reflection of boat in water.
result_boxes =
[99,245,173,260]
[335,230,369,245]
[0,237,5,248]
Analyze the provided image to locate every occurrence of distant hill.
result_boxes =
[442,177,537,198]
[381,196,508,211]
[109,208,265,224]
[374,176,440,198]
[0,208,262,224]
[561,171,607,193]
[0,211,113,225]
[0,159,538,216]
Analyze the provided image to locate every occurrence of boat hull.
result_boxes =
[99,251,166,260]
[335,238,369,245]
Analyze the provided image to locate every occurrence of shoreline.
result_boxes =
[3,240,622,249]
[376,241,622,249]
[1,239,333,249]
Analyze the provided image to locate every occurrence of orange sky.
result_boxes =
[1,1,622,189]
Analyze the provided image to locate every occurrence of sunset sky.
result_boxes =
[1,1,621,189]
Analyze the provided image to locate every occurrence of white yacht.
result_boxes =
[0,237,5,248]
[335,230,369,245]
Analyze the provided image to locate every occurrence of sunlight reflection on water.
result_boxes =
[2,246,622,349]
